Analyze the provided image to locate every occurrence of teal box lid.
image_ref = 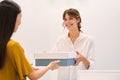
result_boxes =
[35,58,75,66]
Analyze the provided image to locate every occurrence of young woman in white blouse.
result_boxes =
[52,8,95,80]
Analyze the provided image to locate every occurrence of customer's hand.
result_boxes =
[47,60,60,70]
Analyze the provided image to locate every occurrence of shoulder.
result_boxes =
[7,39,23,51]
[6,40,24,59]
[7,39,20,47]
[8,39,18,45]
[81,32,94,40]
[80,32,95,44]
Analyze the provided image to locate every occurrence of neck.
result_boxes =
[69,30,80,38]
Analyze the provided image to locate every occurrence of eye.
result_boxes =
[69,17,74,20]
[64,18,67,21]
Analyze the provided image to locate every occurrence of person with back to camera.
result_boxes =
[0,0,60,80]
[52,8,95,80]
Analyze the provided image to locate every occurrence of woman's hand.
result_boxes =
[28,60,60,80]
[47,60,60,70]
[74,51,90,69]
[74,51,83,66]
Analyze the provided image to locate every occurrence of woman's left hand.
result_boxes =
[74,51,83,66]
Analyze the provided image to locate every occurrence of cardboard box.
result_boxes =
[34,52,76,66]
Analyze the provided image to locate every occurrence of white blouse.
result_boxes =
[52,32,95,80]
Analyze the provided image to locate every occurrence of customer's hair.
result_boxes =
[0,0,21,69]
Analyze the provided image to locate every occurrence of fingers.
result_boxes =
[52,60,60,67]
[51,64,60,70]
[49,60,60,70]
[74,51,81,66]
[76,51,79,55]
[74,56,81,66]
[52,60,60,63]
[76,51,82,56]
[74,59,80,66]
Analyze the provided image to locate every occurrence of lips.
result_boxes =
[66,23,73,27]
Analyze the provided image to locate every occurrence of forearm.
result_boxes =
[75,52,90,69]
[28,60,60,80]
[81,57,90,69]
[28,66,50,80]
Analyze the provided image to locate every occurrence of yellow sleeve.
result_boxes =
[11,42,33,80]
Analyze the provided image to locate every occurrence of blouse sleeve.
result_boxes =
[77,38,95,70]
[86,39,95,70]
[11,42,33,80]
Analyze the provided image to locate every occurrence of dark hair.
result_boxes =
[0,0,21,69]
[63,8,81,31]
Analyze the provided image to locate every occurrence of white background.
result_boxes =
[8,0,120,70]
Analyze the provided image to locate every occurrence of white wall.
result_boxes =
[11,0,120,70]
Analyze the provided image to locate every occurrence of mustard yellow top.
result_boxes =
[0,39,33,80]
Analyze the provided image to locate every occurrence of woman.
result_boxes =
[52,8,95,80]
[0,0,60,80]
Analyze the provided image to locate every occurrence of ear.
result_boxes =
[77,18,81,23]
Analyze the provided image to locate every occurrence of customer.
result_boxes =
[0,0,60,80]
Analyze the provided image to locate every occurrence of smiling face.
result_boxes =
[64,13,80,32]
[63,8,81,32]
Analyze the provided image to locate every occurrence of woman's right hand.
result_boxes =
[47,60,60,70]
[28,60,60,80]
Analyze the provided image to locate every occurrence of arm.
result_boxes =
[74,51,90,69]
[27,60,60,80]
[75,39,95,69]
